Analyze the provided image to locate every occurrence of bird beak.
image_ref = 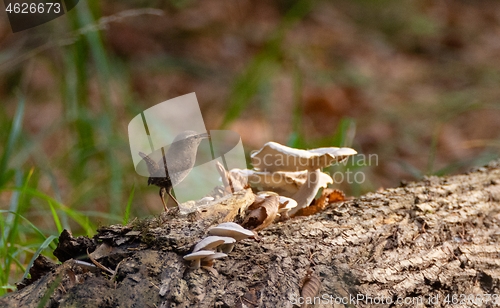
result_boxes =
[199,132,210,139]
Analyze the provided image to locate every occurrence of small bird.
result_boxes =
[139,130,210,211]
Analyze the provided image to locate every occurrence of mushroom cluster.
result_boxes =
[183,222,254,269]
[182,142,356,245]
[232,142,357,216]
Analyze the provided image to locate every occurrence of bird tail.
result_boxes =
[139,151,160,176]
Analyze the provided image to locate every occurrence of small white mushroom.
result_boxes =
[213,222,245,229]
[208,224,254,241]
[218,237,237,253]
[208,223,254,253]
[257,191,279,197]
[201,252,227,276]
[193,236,231,252]
[183,250,215,269]
[202,252,227,264]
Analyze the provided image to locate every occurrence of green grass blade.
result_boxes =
[30,188,95,235]
[22,235,58,281]
[331,118,356,147]
[0,211,47,241]
[108,149,123,218]
[433,152,498,177]
[5,167,35,242]
[3,169,22,242]
[47,169,69,230]
[2,167,36,282]
[0,214,6,288]
[20,189,95,236]
[7,251,26,274]
[76,0,112,110]
[397,160,423,179]
[123,183,135,225]
[0,186,96,236]
[0,96,25,187]
[48,201,63,234]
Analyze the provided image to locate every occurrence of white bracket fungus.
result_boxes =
[250,142,357,172]
[249,142,357,214]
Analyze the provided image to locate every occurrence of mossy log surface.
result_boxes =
[2,161,500,308]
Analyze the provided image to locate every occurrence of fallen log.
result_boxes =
[2,161,500,308]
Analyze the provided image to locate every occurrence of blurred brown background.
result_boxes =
[0,0,500,225]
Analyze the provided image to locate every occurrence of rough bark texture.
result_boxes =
[2,161,500,308]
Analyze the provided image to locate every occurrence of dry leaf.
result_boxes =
[242,195,279,231]
[324,188,346,203]
[215,161,232,195]
[89,243,113,260]
[239,287,261,308]
[292,188,345,217]
[300,269,321,308]
[216,162,249,195]
[247,194,266,211]
[228,168,249,191]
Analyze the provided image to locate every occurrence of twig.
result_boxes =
[87,248,115,275]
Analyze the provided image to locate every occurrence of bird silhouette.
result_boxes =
[139,130,210,211]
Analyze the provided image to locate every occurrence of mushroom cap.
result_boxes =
[251,142,357,172]
[257,191,279,196]
[221,237,236,244]
[208,225,254,241]
[183,250,215,260]
[193,236,231,252]
[213,222,246,230]
[203,252,228,261]
[308,147,357,159]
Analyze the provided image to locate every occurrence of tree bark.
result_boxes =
[2,161,500,308]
